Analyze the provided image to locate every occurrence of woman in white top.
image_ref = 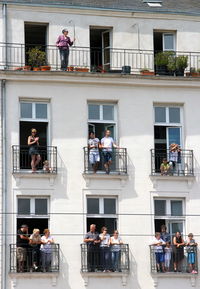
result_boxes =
[29,228,41,271]
[40,229,54,272]
[110,230,123,272]
[99,227,111,272]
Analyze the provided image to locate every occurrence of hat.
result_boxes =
[62,28,68,33]
[21,224,28,228]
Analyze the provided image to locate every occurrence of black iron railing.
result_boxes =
[80,243,129,273]
[150,149,194,176]
[10,243,60,273]
[1,42,200,74]
[83,147,128,175]
[12,145,57,173]
[150,245,198,274]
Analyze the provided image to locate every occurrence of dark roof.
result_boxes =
[1,0,200,16]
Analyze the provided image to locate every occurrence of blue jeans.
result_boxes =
[41,252,52,271]
[59,49,69,70]
[111,251,121,271]
[100,247,110,271]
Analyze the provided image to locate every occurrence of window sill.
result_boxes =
[81,271,129,286]
[150,174,195,189]
[82,173,128,187]
[151,272,198,287]
[13,171,57,186]
[9,272,59,286]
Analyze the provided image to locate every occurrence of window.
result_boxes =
[154,31,175,53]
[20,102,48,120]
[88,104,115,122]
[86,197,117,234]
[154,198,185,238]
[17,197,49,234]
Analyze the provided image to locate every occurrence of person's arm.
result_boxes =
[112,138,119,149]
[56,35,61,46]
[83,233,94,243]
[19,234,29,241]
[173,236,177,246]
[68,37,74,46]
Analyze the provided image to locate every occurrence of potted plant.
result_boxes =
[175,55,188,76]
[154,51,175,75]
[27,47,48,71]
[75,67,89,72]
[186,67,199,77]
[167,55,176,76]
[140,69,154,76]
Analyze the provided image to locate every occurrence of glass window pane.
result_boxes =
[88,104,100,120]
[36,103,47,119]
[35,199,48,215]
[168,128,181,145]
[171,201,182,216]
[171,222,183,235]
[104,199,116,214]
[103,105,114,120]
[18,199,30,215]
[169,107,180,123]
[87,198,99,214]
[154,200,166,216]
[155,107,166,123]
[20,103,32,118]
[164,34,174,50]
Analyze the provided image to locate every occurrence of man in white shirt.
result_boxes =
[88,132,100,173]
[101,130,118,174]
[150,232,166,273]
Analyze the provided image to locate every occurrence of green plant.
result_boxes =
[27,47,46,68]
[190,67,197,73]
[167,55,176,72]
[176,55,188,70]
[154,51,175,66]
[197,68,200,73]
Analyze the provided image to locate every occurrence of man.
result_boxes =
[160,225,171,243]
[56,28,75,71]
[88,132,100,173]
[84,224,100,272]
[16,224,29,272]
[101,130,118,174]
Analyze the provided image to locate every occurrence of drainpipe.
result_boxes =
[1,79,7,289]
[2,4,8,68]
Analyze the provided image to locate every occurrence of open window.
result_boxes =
[154,31,175,53]
[90,27,112,71]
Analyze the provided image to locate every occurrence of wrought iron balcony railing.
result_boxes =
[83,147,128,175]
[1,42,200,74]
[81,243,129,273]
[150,149,194,176]
[150,245,198,274]
[12,145,57,174]
[10,243,60,273]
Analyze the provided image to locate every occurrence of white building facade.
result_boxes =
[0,1,200,289]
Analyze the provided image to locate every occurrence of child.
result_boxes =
[164,242,172,272]
[151,232,166,272]
[160,158,170,175]
[43,160,52,173]
[186,233,198,274]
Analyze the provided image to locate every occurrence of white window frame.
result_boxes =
[88,103,117,124]
[17,196,49,218]
[163,33,176,51]
[20,101,49,122]
[87,196,117,219]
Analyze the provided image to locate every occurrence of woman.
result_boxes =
[173,231,185,272]
[40,229,54,272]
[110,230,123,272]
[28,128,41,172]
[99,227,111,272]
[29,229,41,271]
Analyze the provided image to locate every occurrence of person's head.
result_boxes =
[161,224,167,233]
[175,231,181,238]
[31,128,37,136]
[20,224,28,232]
[188,233,194,240]
[90,224,96,233]
[166,241,171,247]
[43,228,50,236]
[113,230,119,238]
[33,228,40,236]
[62,28,68,36]
[101,226,108,234]
[89,132,95,139]
[105,130,111,137]
[162,158,168,164]
[155,232,161,240]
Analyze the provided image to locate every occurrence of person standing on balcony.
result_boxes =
[40,229,55,272]
[110,230,123,272]
[56,29,75,71]
[29,228,41,271]
[28,128,41,172]
[88,132,100,173]
[169,143,181,175]
[160,225,171,243]
[99,227,111,272]
[186,233,198,274]
[151,232,166,273]
[101,130,119,174]
[173,231,185,272]
[84,224,100,272]
[16,224,30,272]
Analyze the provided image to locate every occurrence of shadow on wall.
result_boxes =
[128,249,142,289]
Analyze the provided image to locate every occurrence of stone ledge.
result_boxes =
[81,271,129,286]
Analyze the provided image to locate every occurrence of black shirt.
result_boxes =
[17,229,29,247]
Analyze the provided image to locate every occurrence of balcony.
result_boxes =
[9,243,60,273]
[1,43,200,76]
[12,145,57,177]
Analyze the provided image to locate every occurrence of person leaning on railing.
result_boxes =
[29,228,42,271]
[56,28,75,71]
[150,232,166,273]
[88,132,100,174]
[84,224,100,272]
[16,224,30,273]
[110,230,123,272]
[186,233,198,274]
[40,229,54,272]
[99,227,111,272]
[172,231,185,272]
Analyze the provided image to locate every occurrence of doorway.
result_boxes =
[17,218,48,236]
[90,27,111,71]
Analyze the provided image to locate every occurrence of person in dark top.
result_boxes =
[173,231,185,272]
[17,224,29,272]
[28,128,41,172]
[84,224,100,272]
[160,225,171,243]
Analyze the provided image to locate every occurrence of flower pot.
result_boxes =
[33,67,41,71]
[140,71,154,76]
[40,66,51,71]
[14,67,23,71]
[75,67,89,72]
[191,72,199,77]
[67,66,74,71]
[22,66,31,71]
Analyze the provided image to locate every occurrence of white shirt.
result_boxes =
[99,233,110,247]
[101,137,114,152]
[40,235,54,253]
[111,236,122,251]
[151,237,166,253]
[88,138,99,152]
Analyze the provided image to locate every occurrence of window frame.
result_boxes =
[17,196,49,218]
[20,101,49,122]
[163,33,176,51]
[88,103,117,124]
[154,105,182,126]
[86,196,117,219]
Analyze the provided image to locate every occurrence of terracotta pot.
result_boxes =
[140,71,154,76]
[40,66,51,71]
[22,66,31,71]
[67,66,74,71]
[14,67,23,71]
[33,67,41,71]
[191,72,199,77]
[75,67,89,72]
